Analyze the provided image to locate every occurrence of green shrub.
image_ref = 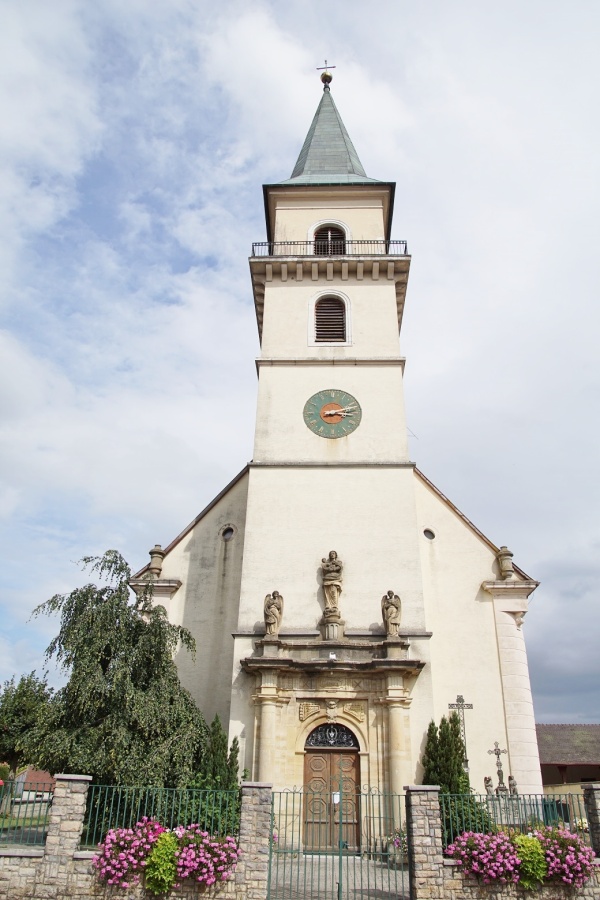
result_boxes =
[513,834,547,890]
[145,831,178,895]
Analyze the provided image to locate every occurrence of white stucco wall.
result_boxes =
[270,189,387,243]
[260,281,402,359]
[253,365,409,463]
[156,472,249,725]
[413,472,541,793]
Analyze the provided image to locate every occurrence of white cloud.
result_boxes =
[1,0,599,725]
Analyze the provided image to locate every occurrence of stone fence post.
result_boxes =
[404,785,444,900]
[42,774,92,897]
[583,784,600,855]
[235,782,272,900]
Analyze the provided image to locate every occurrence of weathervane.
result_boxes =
[317,60,336,88]
[448,694,473,771]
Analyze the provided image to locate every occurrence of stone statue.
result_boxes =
[381,590,401,637]
[264,590,283,636]
[321,551,343,614]
[484,776,494,796]
[508,775,518,796]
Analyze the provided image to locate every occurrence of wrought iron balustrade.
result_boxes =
[251,240,408,258]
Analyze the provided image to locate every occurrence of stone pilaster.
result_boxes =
[236,782,272,900]
[583,783,600,855]
[482,578,542,793]
[404,785,444,900]
[42,774,92,898]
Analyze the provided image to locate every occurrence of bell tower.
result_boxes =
[232,72,428,791]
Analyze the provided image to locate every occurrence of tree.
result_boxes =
[21,551,209,786]
[421,719,441,788]
[421,713,468,794]
[0,672,52,775]
[193,715,240,791]
[421,713,490,846]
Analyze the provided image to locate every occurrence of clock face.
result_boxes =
[303,389,362,439]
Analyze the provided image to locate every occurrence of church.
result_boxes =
[133,73,543,798]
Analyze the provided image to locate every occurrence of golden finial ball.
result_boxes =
[320,71,333,85]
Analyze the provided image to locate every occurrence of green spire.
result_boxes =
[279,80,382,186]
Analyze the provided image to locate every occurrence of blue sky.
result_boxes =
[1,0,599,725]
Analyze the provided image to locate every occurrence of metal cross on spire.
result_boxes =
[317,60,336,89]
[448,694,473,771]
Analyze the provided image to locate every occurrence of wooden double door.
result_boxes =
[303,751,360,852]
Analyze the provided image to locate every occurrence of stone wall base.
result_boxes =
[443,859,600,900]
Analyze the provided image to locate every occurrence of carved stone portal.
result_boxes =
[299,702,320,722]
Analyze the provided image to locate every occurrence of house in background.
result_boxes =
[536,724,600,792]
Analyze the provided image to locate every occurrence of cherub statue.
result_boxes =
[381,590,401,636]
[264,590,283,636]
[484,776,494,796]
[508,775,518,796]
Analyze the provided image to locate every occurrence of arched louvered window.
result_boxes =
[314,225,346,256]
[315,296,346,342]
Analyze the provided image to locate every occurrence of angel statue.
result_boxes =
[264,590,283,636]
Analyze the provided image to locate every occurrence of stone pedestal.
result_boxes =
[583,783,600,855]
[404,785,444,900]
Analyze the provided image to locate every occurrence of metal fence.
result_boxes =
[251,240,409,258]
[440,792,591,848]
[269,789,408,900]
[0,780,54,847]
[81,785,241,848]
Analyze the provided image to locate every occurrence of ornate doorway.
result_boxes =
[303,724,360,852]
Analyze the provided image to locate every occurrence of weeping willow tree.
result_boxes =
[22,551,208,787]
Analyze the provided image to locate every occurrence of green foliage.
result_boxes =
[512,834,547,890]
[0,762,10,782]
[421,720,441,787]
[440,793,493,848]
[421,713,469,794]
[21,551,208,786]
[0,672,52,775]
[183,716,242,834]
[193,716,240,791]
[145,831,179,895]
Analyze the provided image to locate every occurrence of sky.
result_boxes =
[1,0,599,727]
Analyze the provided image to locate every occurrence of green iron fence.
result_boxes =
[440,792,591,848]
[269,788,408,900]
[0,780,54,847]
[81,785,241,849]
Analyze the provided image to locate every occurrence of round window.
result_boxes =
[222,526,235,542]
[423,529,435,540]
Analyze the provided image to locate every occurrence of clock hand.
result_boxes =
[322,405,357,417]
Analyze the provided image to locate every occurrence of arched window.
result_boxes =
[315,296,346,342]
[314,225,346,256]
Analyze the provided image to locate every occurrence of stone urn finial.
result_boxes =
[496,546,514,580]
[148,544,165,579]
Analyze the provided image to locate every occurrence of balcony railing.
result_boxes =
[251,240,408,257]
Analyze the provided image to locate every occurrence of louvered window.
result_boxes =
[314,226,346,256]
[315,297,346,342]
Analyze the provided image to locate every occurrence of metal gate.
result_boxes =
[268,788,408,900]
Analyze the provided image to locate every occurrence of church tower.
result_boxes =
[137,74,543,799]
